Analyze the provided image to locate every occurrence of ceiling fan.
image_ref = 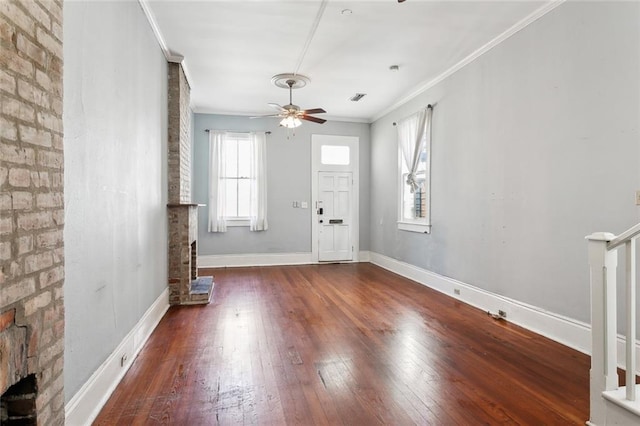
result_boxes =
[252,74,326,128]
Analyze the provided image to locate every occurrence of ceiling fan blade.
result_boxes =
[250,114,283,119]
[300,115,326,124]
[301,108,326,115]
[268,103,286,111]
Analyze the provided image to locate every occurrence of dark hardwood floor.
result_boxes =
[94,263,590,425]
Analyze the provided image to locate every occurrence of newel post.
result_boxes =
[587,232,618,425]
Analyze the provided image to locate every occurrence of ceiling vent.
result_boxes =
[349,93,366,102]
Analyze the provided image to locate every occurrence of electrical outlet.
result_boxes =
[120,354,128,367]
[636,191,640,206]
[454,288,461,295]
[498,310,507,319]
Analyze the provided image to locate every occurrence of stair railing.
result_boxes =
[587,222,640,425]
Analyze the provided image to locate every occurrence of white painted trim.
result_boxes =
[370,0,567,122]
[368,251,640,374]
[398,221,431,234]
[137,0,169,56]
[603,386,640,417]
[65,288,170,426]
[199,252,314,268]
[137,0,194,88]
[198,251,371,268]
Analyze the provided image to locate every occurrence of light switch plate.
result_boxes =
[301,202,308,209]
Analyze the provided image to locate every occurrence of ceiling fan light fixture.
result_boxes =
[280,116,302,129]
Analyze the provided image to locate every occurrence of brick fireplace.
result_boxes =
[1,0,65,424]
[167,204,212,305]
[166,61,213,305]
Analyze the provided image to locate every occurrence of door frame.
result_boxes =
[311,135,359,263]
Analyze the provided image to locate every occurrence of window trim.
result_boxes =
[397,221,431,233]
[225,217,250,227]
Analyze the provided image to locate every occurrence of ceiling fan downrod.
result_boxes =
[287,79,295,106]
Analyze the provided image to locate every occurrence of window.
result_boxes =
[401,149,427,220]
[208,131,268,232]
[397,106,432,233]
[321,145,350,165]
[222,134,251,224]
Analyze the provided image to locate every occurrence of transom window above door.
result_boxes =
[321,145,350,166]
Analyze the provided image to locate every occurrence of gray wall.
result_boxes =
[194,114,371,254]
[63,1,168,400]
[370,1,639,324]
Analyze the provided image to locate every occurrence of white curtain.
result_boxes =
[397,107,432,192]
[249,131,268,231]
[208,131,227,232]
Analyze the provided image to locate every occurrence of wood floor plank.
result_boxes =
[94,263,590,425]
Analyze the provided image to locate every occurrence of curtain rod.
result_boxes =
[393,104,433,126]
[204,129,271,135]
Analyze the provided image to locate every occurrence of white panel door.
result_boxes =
[318,171,352,262]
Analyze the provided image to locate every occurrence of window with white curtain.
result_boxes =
[397,106,432,233]
[221,134,251,222]
[208,131,268,232]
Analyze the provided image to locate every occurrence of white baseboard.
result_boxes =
[198,251,371,268]
[65,287,169,426]
[358,250,371,262]
[199,252,313,268]
[368,252,640,373]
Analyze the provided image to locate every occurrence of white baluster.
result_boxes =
[626,238,636,401]
[587,232,618,426]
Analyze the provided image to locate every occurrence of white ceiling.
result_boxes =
[145,0,549,122]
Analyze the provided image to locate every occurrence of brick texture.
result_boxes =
[168,205,198,305]
[167,62,203,306]
[0,0,65,424]
[167,62,191,204]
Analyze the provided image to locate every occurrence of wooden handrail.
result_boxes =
[608,222,640,250]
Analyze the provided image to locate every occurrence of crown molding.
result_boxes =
[138,0,193,87]
[370,0,567,123]
[191,108,370,124]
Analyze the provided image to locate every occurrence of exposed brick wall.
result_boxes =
[0,0,65,424]
[167,62,191,204]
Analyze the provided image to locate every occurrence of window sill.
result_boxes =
[398,221,431,234]
[226,219,250,227]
